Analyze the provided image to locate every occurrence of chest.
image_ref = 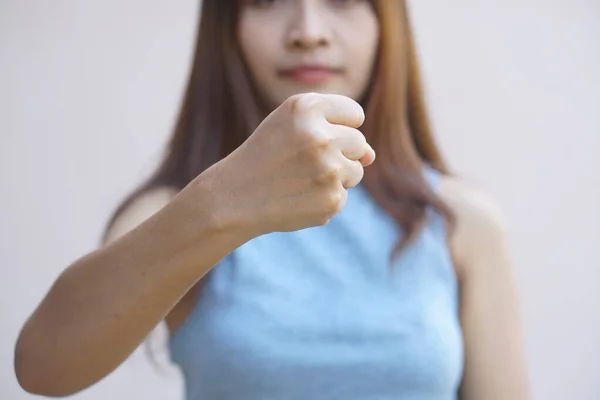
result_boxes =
[169,186,464,399]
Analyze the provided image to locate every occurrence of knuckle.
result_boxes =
[348,128,367,147]
[338,96,365,126]
[357,131,368,146]
[300,127,327,144]
[350,175,363,188]
[297,130,330,161]
[288,93,322,116]
[339,162,363,188]
[325,190,345,215]
[354,105,366,125]
[308,136,332,158]
[317,216,332,227]
[356,162,365,180]
[315,163,341,185]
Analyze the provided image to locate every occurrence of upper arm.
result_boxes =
[439,177,531,400]
[104,187,179,245]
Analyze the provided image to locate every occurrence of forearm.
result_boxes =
[15,184,250,396]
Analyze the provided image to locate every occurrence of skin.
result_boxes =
[14,0,531,398]
[238,0,380,109]
[14,92,374,397]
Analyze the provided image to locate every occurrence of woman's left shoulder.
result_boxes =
[437,174,506,233]
[436,174,510,278]
[434,175,531,399]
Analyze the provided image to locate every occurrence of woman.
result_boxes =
[15,0,531,399]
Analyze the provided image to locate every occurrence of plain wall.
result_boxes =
[1,1,598,399]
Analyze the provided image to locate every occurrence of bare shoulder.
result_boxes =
[437,176,530,399]
[104,186,179,244]
[437,175,509,277]
[438,175,506,234]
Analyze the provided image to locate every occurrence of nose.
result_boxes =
[286,2,331,51]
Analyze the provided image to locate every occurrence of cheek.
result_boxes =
[347,22,379,84]
[238,20,277,84]
[238,24,260,72]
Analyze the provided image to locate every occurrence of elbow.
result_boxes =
[16,377,74,399]
[14,331,79,398]
[16,373,66,398]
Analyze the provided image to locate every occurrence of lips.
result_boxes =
[278,65,343,84]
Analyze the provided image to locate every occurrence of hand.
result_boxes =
[206,93,375,235]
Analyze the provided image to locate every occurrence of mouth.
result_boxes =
[277,65,344,85]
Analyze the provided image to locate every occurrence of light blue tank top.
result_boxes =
[169,168,464,399]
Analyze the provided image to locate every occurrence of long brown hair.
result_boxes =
[105,0,453,259]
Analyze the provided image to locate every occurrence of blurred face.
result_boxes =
[238,0,379,109]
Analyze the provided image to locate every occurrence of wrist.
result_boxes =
[174,167,260,251]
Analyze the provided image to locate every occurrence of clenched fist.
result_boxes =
[202,93,375,236]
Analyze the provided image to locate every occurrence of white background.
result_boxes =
[1,1,599,399]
